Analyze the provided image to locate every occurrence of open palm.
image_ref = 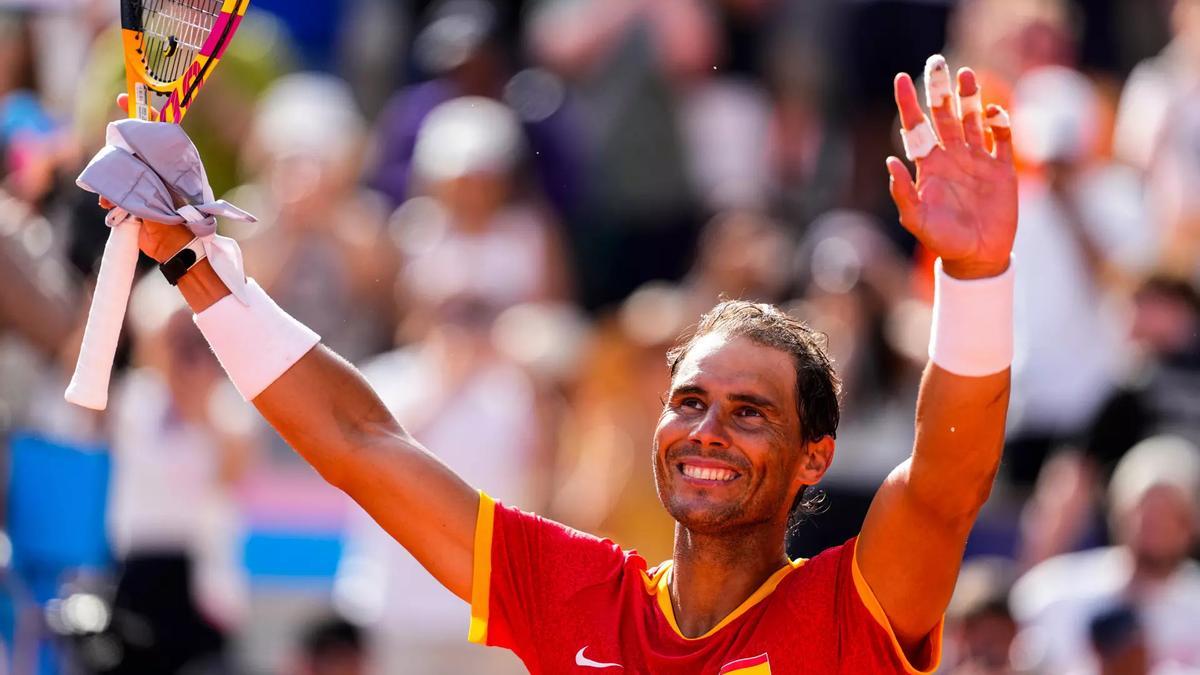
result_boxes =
[887,58,1017,280]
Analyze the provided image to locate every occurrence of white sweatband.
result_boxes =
[902,120,938,160]
[929,257,1014,377]
[194,279,321,400]
[924,54,953,108]
[958,91,983,119]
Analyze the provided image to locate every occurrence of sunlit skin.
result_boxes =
[652,332,835,636]
[654,333,821,535]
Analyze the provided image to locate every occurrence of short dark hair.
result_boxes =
[665,300,841,528]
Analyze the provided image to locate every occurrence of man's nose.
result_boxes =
[689,407,731,448]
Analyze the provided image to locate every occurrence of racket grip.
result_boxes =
[64,220,141,410]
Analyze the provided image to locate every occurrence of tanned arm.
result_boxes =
[856,59,1018,653]
[143,218,480,602]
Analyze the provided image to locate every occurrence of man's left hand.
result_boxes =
[887,55,1017,280]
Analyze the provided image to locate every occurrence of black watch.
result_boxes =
[159,238,206,286]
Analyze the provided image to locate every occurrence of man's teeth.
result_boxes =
[682,465,737,481]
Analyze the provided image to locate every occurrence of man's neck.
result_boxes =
[668,522,790,638]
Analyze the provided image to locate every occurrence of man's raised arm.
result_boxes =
[855,55,1019,654]
[138,209,479,602]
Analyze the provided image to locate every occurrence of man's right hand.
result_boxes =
[107,91,483,601]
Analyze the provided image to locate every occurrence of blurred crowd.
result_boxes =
[2,0,1200,673]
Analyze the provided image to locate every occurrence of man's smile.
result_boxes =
[677,459,743,485]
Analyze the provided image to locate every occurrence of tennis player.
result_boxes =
[102,55,1016,673]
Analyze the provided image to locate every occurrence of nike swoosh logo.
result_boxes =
[575,646,623,669]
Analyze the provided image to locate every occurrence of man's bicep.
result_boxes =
[856,460,968,657]
[253,345,482,601]
[343,434,482,601]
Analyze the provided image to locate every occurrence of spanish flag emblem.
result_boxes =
[719,653,771,674]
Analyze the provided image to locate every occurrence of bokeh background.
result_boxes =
[2,0,1200,673]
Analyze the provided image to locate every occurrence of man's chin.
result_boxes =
[662,495,748,533]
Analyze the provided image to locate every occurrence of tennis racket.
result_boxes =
[65,0,249,410]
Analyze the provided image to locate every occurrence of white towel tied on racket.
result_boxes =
[76,119,256,304]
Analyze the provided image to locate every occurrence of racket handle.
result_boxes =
[65,220,141,410]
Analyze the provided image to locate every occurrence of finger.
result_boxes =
[98,196,115,209]
[895,73,937,162]
[957,67,985,150]
[985,104,1013,165]
[116,93,129,115]
[894,73,927,132]
[924,54,964,149]
[886,156,923,237]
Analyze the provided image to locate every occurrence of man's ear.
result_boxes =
[795,436,835,487]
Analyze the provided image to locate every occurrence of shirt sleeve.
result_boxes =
[468,492,629,659]
[838,537,944,674]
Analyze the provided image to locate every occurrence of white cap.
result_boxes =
[250,73,366,161]
[413,96,522,181]
[1109,435,1200,520]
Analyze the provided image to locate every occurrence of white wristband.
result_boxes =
[194,278,320,400]
[929,257,1014,377]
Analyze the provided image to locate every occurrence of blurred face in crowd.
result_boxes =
[430,170,511,231]
[653,332,831,533]
[1117,484,1197,574]
[955,608,1018,673]
[1129,288,1198,356]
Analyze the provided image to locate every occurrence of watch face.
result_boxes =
[162,247,199,285]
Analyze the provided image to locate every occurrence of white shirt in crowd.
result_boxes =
[1010,166,1156,437]
[1010,546,1200,674]
[108,369,248,627]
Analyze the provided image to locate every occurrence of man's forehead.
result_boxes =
[671,333,797,396]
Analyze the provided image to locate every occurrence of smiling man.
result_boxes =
[92,53,1016,673]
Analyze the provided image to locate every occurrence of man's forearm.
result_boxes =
[908,364,1009,524]
[179,262,479,599]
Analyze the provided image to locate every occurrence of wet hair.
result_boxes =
[666,300,841,529]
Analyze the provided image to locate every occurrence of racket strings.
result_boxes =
[140,0,222,84]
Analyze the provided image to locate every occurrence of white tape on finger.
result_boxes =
[958,92,983,119]
[902,121,938,161]
[925,54,953,108]
[986,108,1011,129]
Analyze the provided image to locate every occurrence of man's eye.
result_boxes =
[680,397,704,410]
[736,407,763,418]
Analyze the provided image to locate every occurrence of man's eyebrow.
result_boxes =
[729,392,779,412]
[670,385,780,412]
[670,384,707,398]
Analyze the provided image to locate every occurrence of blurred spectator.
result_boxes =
[333,287,540,674]
[100,277,260,674]
[1021,275,1200,566]
[1087,275,1200,470]
[1010,435,1200,673]
[291,616,365,675]
[529,0,713,308]
[231,73,397,364]
[391,95,572,317]
[1088,604,1151,675]
[681,209,792,313]
[551,283,688,564]
[367,0,582,220]
[1117,0,1200,277]
[1006,66,1156,486]
[944,558,1021,675]
[786,210,928,557]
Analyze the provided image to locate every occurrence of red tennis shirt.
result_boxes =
[467,493,942,674]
